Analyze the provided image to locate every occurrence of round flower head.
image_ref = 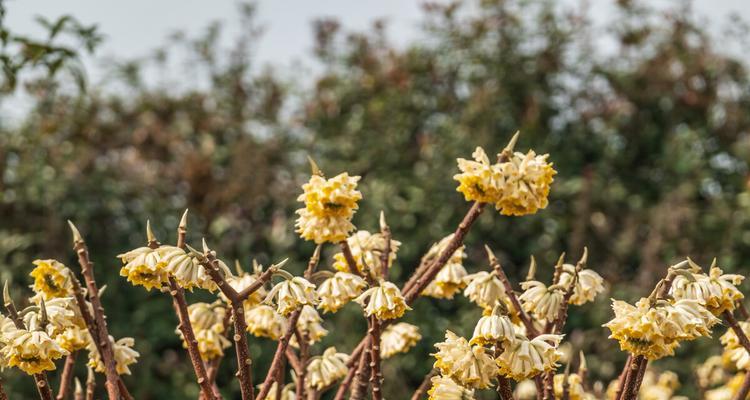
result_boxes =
[117,247,168,291]
[432,330,499,389]
[553,373,586,400]
[355,281,410,320]
[454,147,503,204]
[332,230,401,278]
[428,375,476,400]
[30,259,73,299]
[245,305,287,340]
[696,355,729,389]
[317,272,367,313]
[0,328,68,375]
[514,380,538,400]
[295,172,362,244]
[306,347,349,390]
[186,302,226,331]
[380,322,422,359]
[671,264,745,315]
[470,312,516,346]
[294,305,328,345]
[493,149,556,216]
[519,281,565,323]
[638,370,682,400]
[23,298,80,337]
[56,326,91,353]
[558,265,605,305]
[265,276,319,316]
[463,271,506,309]
[158,246,220,292]
[497,334,563,381]
[88,336,139,375]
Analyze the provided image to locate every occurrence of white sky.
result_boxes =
[4,1,748,75]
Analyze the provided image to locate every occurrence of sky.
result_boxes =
[5,0,748,77]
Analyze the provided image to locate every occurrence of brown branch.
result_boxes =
[497,376,515,400]
[735,369,750,400]
[231,302,254,400]
[169,278,216,400]
[404,202,485,304]
[379,213,392,279]
[333,344,364,400]
[486,247,538,337]
[294,329,309,399]
[340,240,364,278]
[69,223,122,400]
[255,309,303,400]
[85,369,95,400]
[237,267,277,303]
[349,342,372,400]
[369,316,383,400]
[410,370,437,400]
[56,351,77,400]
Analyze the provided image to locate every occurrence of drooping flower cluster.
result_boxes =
[670,261,744,316]
[332,230,400,279]
[177,302,230,361]
[265,276,319,316]
[557,264,605,306]
[306,347,349,390]
[422,234,468,299]
[317,272,367,313]
[519,281,565,323]
[295,172,362,244]
[427,375,476,400]
[380,322,422,359]
[87,336,139,375]
[355,281,410,320]
[432,330,499,389]
[604,297,719,360]
[29,260,73,299]
[454,139,556,216]
[462,271,506,310]
[496,334,563,381]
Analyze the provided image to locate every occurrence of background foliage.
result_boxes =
[2,0,750,398]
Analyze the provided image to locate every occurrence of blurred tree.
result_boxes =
[2,0,750,397]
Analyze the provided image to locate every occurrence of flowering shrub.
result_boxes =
[2,132,750,400]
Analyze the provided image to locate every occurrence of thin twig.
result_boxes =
[485,246,539,337]
[294,329,309,399]
[68,222,122,399]
[403,202,485,304]
[85,368,95,400]
[56,351,77,400]
[340,240,364,279]
[349,342,372,400]
[255,309,303,400]
[410,370,437,400]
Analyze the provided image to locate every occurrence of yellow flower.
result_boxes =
[604,298,718,360]
[696,355,729,390]
[30,259,73,299]
[265,277,319,316]
[497,334,562,381]
[294,305,328,346]
[432,330,499,389]
[0,328,68,375]
[117,247,168,291]
[423,263,469,300]
[514,380,538,400]
[295,172,362,244]
[519,281,565,322]
[158,246,220,292]
[56,326,91,353]
[454,147,503,204]
[558,265,605,305]
[332,230,401,278]
[193,329,231,361]
[178,303,230,361]
[427,375,476,400]
[704,373,745,400]
[671,265,744,315]
[470,314,515,346]
[721,321,750,370]
[259,383,296,400]
[88,336,139,375]
[463,271,506,309]
[553,373,586,400]
[306,347,349,390]
[380,322,421,359]
[493,150,556,216]
[638,370,682,400]
[355,281,410,320]
[317,272,367,313]
[245,305,287,340]
[224,273,267,309]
